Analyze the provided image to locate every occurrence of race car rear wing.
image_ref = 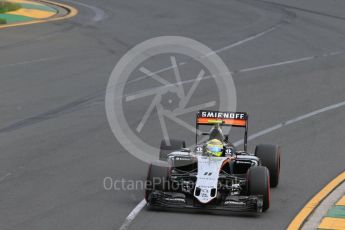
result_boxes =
[196,110,249,151]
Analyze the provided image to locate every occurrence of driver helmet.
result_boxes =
[206,139,223,157]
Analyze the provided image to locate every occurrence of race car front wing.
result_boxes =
[147,191,263,213]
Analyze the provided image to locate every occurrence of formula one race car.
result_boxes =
[145,110,281,213]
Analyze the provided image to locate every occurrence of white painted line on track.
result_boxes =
[124,50,344,102]
[126,24,280,85]
[0,173,11,183]
[0,56,65,69]
[118,99,345,230]
[119,199,147,230]
[236,51,343,73]
[204,26,278,57]
[123,49,344,98]
[233,100,345,146]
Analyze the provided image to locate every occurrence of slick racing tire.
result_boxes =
[159,139,186,161]
[247,166,270,212]
[145,161,170,202]
[255,144,281,188]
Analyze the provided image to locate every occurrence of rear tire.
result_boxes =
[145,161,170,202]
[255,144,281,187]
[247,166,270,211]
[159,139,186,161]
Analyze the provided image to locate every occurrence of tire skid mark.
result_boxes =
[0,91,103,133]
[254,0,345,22]
[63,0,107,23]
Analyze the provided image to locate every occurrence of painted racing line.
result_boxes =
[118,99,345,230]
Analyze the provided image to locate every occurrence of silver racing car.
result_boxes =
[145,110,281,213]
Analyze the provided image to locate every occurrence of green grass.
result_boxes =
[0,18,6,24]
[0,1,21,14]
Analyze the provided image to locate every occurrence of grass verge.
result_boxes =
[0,1,21,14]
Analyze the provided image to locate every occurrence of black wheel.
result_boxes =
[159,139,186,161]
[247,166,270,211]
[255,144,281,187]
[145,161,170,202]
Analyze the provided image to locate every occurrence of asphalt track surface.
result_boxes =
[0,0,345,229]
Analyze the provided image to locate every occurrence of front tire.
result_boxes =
[255,144,281,187]
[145,161,170,202]
[247,166,270,211]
